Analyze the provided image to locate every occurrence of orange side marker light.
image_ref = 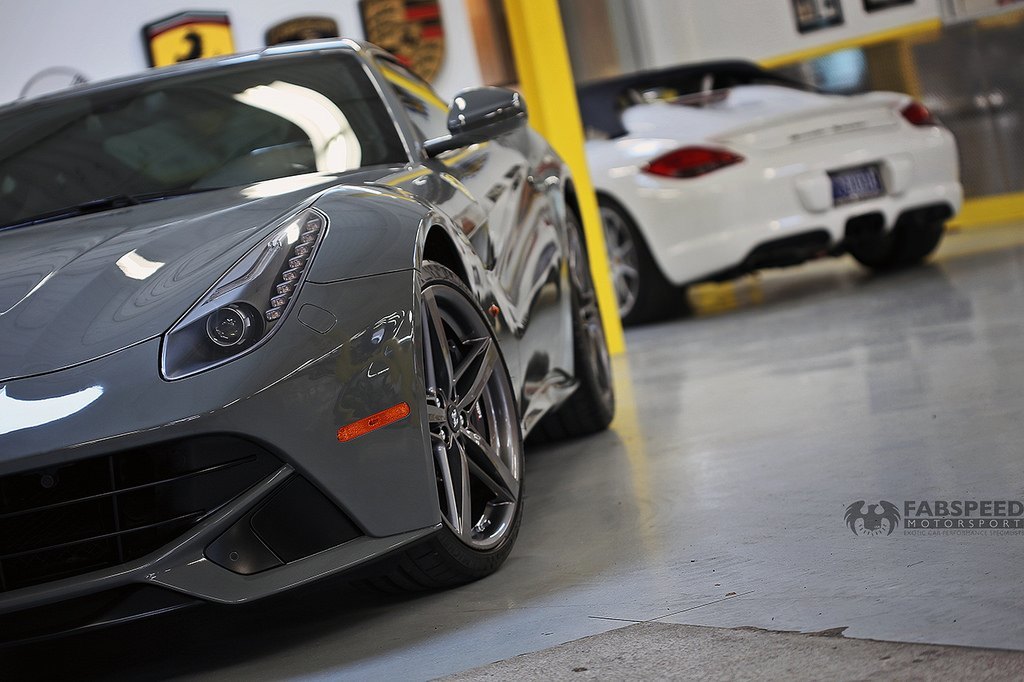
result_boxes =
[337,402,411,443]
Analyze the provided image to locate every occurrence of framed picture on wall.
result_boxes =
[864,0,915,11]
[142,11,234,67]
[359,0,445,82]
[792,0,845,33]
[265,16,340,46]
[941,0,1024,23]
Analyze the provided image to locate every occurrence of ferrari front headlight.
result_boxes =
[161,208,328,380]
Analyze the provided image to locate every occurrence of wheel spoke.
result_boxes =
[423,286,456,393]
[453,337,489,384]
[433,442,460,531]
[456,442,473,539]
[612,240,633,260]
[461,424,518,502]
[455,337,498,411]
[614,272,631,299]
[423,289,455,398]
[602,206,639,314]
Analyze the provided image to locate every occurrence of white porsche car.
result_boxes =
[579,61,962,325]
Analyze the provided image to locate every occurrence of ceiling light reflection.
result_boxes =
[234,81,361,172]
[0,385,104,436]
[116,250,165,280]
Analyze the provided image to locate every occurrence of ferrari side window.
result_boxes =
[378,60,450,141]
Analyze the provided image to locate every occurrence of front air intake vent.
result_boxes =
[0,436,280,593]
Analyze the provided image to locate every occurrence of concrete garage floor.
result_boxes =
[7,223,1024,680]
[448,623,1024,680]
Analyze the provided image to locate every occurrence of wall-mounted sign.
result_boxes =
[940,0,1024,23]
[360,0,445,82]
[143,11,235,68]
[864,0,915,11]
[265,16,340,46]
[792,0,845,33]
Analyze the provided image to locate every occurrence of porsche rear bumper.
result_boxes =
[596,124,963,285]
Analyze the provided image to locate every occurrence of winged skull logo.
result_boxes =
[845,500,900,536]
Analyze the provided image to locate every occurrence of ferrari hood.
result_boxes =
[0,170,391,382]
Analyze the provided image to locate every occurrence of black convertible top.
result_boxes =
[576,60,804,138]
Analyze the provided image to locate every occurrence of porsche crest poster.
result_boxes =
[360,0,444,82]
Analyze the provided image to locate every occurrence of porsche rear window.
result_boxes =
[0,53,407,228]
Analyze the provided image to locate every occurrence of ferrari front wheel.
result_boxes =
[366,262,524,592]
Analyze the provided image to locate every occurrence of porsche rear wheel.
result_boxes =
[364,262,524,592]
[849,219,945,270]
[888,220,945,267]
[600,197,686,326]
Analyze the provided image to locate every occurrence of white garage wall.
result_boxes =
[0,0,482,104]
[631,0,942,67]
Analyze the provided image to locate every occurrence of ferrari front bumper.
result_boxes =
[0,270,440,628]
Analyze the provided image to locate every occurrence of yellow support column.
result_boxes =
[503,0,626,355]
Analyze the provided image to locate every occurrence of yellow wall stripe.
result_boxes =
[951,192,1024,229]
[759,18,943,69]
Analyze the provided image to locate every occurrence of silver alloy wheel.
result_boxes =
[422,284,523,551]
[600,205,641,318]
[567,226,613,407]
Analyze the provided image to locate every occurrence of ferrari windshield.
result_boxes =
[0,53,407,229]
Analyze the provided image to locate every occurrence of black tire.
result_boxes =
[850,218,945,271]
[889,220,945,267]
[599,196,686,326]
[846,223,892,270]
[362,261,525,591]
[530,211,616,443]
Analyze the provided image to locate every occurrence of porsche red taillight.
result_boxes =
[901,101,936,127]
[643,147,745,179]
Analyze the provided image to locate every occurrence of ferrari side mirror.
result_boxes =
[424,87,527,157]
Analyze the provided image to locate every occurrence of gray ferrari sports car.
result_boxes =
[0,39,614,641]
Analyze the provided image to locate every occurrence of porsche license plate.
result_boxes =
[830,165,884,205]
